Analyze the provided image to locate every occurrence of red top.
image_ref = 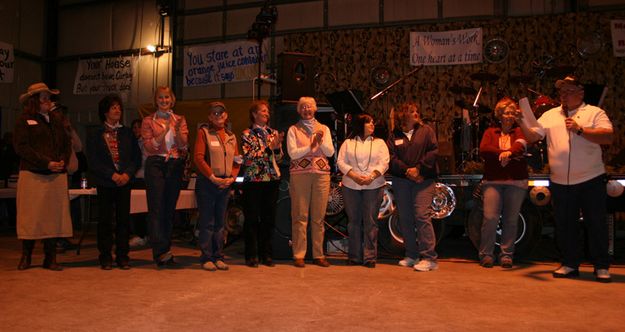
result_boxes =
[479,126,528,181]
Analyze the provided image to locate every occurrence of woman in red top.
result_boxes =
[478,97,529,268]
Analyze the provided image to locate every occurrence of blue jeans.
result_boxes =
[479,182,527,260]
[144,156,185,261]
[342,186,384,263]
[392,177,437,261]
[195,174,230,263]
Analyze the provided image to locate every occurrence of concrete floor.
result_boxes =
[0,231,624,332]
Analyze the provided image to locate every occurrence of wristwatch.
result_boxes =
[576,127,584,136]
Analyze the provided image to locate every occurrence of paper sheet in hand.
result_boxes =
[518,97,539,128]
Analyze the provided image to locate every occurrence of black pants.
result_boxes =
[96,185,131,264]
[551,174,610,269]
[242,181,280,261]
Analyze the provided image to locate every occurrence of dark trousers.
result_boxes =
[96,185,131,263]
[144,156,185,261]
[242,181,280,261]
[551,174,610,269]
[342,186,384,263]
[196,175,230,263]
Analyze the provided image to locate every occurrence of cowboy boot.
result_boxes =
[17,240,35,270]
[43,239,63,271]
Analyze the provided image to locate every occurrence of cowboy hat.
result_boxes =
[19,82,60,103]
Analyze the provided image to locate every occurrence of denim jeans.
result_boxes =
[551,175,609,269]
[195,174,230,263]
[479,182,527,260]
[342,186,384,263]
[144,156,185,261]
[392,177,437,261]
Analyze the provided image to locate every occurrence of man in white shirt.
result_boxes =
[517,76,614,283]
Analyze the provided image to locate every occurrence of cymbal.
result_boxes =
[470,72,499,82]
[509,74,533,84]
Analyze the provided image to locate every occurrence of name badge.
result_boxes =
[210,141,221,147]
[394,139,404,146]
[27,120,38,125]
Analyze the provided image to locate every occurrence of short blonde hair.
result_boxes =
[154,86,176,108]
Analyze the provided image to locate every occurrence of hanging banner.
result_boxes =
[410,28,483,66]
[73,56,138,95]
[0,41,15,83]
[183,40,268,87]
[611,20,625,57]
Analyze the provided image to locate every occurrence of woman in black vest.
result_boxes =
[87,94,141,269]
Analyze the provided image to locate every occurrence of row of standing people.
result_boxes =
[12,76,614,281]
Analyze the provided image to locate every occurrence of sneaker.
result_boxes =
[129,236,148,247]
[398,257,417,267]
[414,259,438,272]
[215,260,229,271]
[202,261,217,271]
[594,269,611,283]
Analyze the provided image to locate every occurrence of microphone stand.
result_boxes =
[369,65,425,101]
[367,65,424,133]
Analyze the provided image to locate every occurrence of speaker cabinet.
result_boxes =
[278,52,316,102]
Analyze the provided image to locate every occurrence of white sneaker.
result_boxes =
[398,257,417,267]
[129,236,148,247]
[414,259,438,272]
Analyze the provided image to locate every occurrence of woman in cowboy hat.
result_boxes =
[13,82,73,271]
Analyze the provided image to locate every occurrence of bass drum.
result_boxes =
[465,201,542,257]
[533,95,558,118]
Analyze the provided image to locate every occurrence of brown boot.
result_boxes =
[43,239,63,271]
[17,240,35,270]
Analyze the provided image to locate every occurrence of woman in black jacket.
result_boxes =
[87,94,141,270]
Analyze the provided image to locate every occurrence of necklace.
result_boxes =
[354,137,373,172]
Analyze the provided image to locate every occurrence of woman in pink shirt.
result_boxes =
[141,86,189,268]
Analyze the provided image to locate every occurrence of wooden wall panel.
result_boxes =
[443,0,494,18]
[183,12,223,40]
[328,0,379,26]
[384,0,439,22]
[275,1,324,31]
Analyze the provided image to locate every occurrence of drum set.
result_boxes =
[449,70,561,173]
